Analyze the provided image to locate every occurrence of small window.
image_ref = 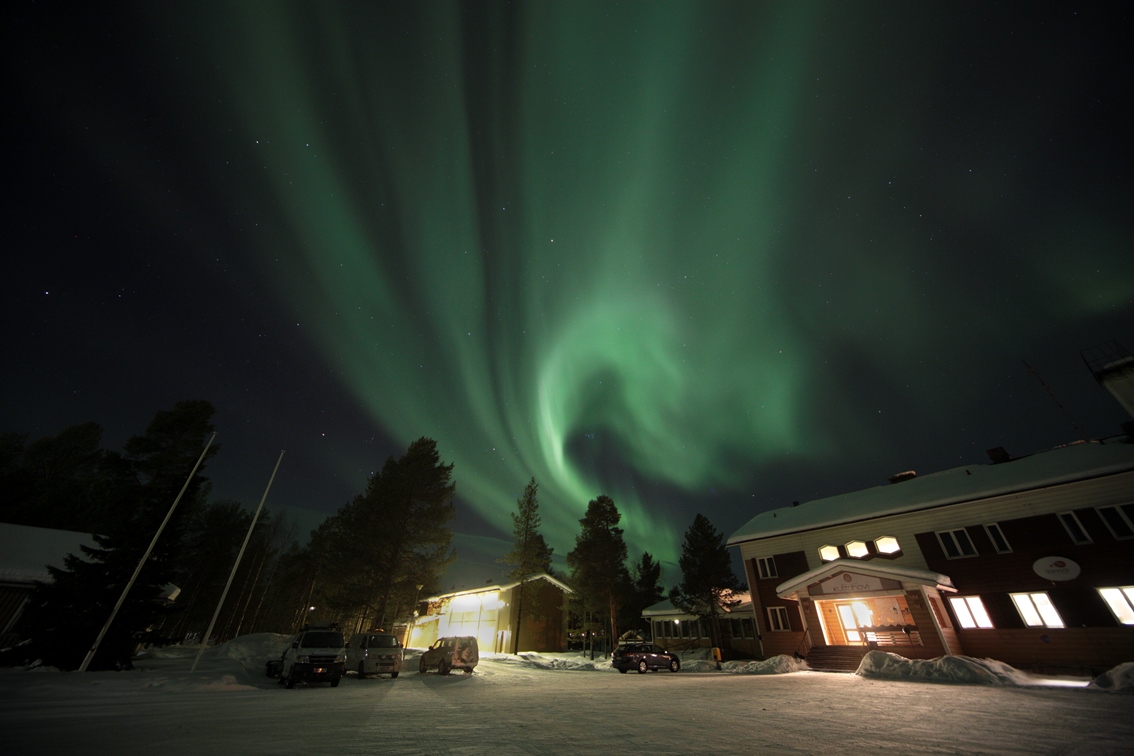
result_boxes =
[767,606,791,631]
[948,596,994,629]
[1011,592,1065,628]
[757,556,778,579]
[845,540,869,558]
[937,528,978,558]
[1096,506,1134,540]
[983,523,1012,553]
[1097,587,1134,625]
[1057,512,1091,544]
[874,536,901,554]
[819,545,840,562]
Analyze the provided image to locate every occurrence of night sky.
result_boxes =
[4,2,1131,587]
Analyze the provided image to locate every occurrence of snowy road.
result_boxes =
[2,650,1131,754]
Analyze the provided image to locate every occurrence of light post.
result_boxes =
[405,584,424,648]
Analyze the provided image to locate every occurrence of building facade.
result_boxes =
[728,436,1134,674]
[410,573,573,653]
[643,594,760,659]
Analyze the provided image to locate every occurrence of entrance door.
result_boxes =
[834,601,874,644]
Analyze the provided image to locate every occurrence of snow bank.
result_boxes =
[724,655,808,675]
[487,652,620,672]
[857,651,1030,685]
[1088,662,1134,693]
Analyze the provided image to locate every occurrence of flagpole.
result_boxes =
[191,450,285,673]
[79,432,217,673]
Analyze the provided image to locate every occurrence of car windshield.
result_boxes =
[301,631,344,648]
[370,635,398,648]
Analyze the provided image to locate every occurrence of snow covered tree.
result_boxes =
[567,495,630,658]
[498,477,555,653]
[11,401,218,670]
[669,513,740,650]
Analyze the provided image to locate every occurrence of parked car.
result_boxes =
[418,636,478,675]
[347,632,403,678]
[611,642,680,674]
[267,623,347,688]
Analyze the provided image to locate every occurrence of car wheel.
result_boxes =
[463,667,473,674]
[618,668,628,674]
[391,671,399,679]
[357,662,367,679]
[439,658,451,676]
[669,658,680,673]
[637,660,648,674]
[284,674,295,689]
[419,657,428,674]
[331,675,340,688]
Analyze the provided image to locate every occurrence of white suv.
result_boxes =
[270,623,346,688]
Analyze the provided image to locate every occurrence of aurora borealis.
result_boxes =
[4,2,1132,584]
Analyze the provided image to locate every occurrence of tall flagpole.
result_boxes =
[79,432,217,673]
[191,451,285,673]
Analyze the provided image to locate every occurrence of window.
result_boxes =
[1096,506,1134,540]
[819,545,840,562]
[983,523,1012,553]
[1098,587,1134,625]
[1010,592,1065,628]
[845,540,869,558]
[937,528,978,558]
[874,536,901,554]
[948,596,994,629]
[767,606,791,631]
[1057,511,1091,544]
[757,556,778,579]
[729,617,756,639]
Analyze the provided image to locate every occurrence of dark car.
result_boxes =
[612,642,680,674]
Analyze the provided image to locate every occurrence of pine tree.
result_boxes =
[567,495,630,658]
[12,401,217,670]
[669,513,740,651]
[623,552,665,638]
[315,437,456,631]
[498,477,554,653]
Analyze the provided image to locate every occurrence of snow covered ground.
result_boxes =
[0,636,1130,754]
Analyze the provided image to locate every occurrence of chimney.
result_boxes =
[1082,341,1134,420]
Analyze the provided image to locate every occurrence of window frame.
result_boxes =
[757,556,778,579]
[1010,592,1065,628]
[983,522,1013,554]
[936,528,978,559]
[1097,587,1134,625]
[767,606,791,632]
[1095,505,1134,540]
[1057,511,1092,544]
[948,596,994,629]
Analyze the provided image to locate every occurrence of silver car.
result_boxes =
[346,633,403,678]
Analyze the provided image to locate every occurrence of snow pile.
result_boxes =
[857,650,1027,686]
[1088,662,1134,693]
[487,652,619,672]
[724,654,808,675]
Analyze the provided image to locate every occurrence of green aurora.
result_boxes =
[6,2,1130,570]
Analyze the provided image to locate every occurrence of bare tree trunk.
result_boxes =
[513,579,525,654]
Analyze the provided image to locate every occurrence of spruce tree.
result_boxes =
[567,495,630,658]
[669,513,740,651]
[499,477,554,653]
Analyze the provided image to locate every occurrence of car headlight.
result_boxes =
[298,655,310,664]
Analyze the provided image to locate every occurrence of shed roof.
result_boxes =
[728,436,1134,546]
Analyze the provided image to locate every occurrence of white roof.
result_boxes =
[774,559,956,599]
[0,522,99,585]
[642,592,751,618]
[728,437,1134,545]
[425,572,573,602]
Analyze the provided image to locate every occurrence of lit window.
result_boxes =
[819,545,840,562]
[1010,592,1065,628]
[767,606,791,631]
[1057,512,1091,544]
[757,556,778,579]
[1097,587,1134,625]
[937,528,978,558]
[1096,505,1134,540]
[983,523,1012,553]
[845,540,869,558]
[874,536,901,554]
[949,596,994,629]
